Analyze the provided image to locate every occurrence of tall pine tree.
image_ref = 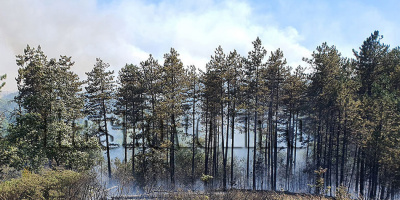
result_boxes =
[85,58,115,179]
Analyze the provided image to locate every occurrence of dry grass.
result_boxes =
[112,190,337,200]
[170,190,334,200]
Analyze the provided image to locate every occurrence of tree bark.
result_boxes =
[230,100,235,189]
[170,114,176,188]
[102,98,112,180]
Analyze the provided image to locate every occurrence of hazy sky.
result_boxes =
[1,0,399,92]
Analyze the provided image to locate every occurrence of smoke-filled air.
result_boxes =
[1,1,400,200]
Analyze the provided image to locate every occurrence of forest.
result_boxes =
[0,31,400,200]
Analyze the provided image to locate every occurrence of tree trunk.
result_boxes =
[221,85,226,190]
[340,109,347,185]
[72,120,76,147]
[102,99,112,180]
[132,126,135,177]
[246,116,250,188]
[205,100,209,176]
[336,110,340,190]
[170,114,176,188]
[225,82,230,190]
[141,106,146,183]
[380,181,385,200]
[212,116,217,182]
[230,100,235,189]
[355,146,360,194]
[286,110,292,190]
[253,107,257,190]
[273,87,279,191]
[123,108,127,164]
[328,114,334,196]
[268,101,273,190]
[360,149,365,198]
[294,112,298,191]
[191,82,196,189]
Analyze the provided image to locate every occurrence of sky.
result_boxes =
[0,0,399,93]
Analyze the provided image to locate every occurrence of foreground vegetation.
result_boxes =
[0,169,342,200]
[0,169,106,200]
[112,190,338,200]
[1,30,400,199]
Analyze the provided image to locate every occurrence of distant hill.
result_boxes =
[0,92,18,122]
[0,91,17,100]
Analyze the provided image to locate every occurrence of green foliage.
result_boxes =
[133,144,170,189]
[85,58,115,124]
[306,42,342,110]
[2,45,100,172]
[0,169,106,200]
[5,113,101,172]
[6,113,47,171]
[162,48,189,187]
[3,32,400,199]
[175,147,205,185]
[352,31,400,198]
[161,48,188,119]
[85,58,115,179]
[200,174,214,183]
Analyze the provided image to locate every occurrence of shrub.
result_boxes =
[335,185,352,200]
[0,169,106,200]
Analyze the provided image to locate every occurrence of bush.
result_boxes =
[0,169,106,200]
[112,158,135,196]
[335,185,352,200]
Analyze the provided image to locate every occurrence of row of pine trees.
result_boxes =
[1,31,400,199]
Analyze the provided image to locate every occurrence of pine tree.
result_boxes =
[161,48,188,188]
[200,67,220,183]
[353,31,390,198]
[226,50,243,188]
[244,37,267,190]
[141,55,162,148]
[281,64,307,191]
[85,58,115,179]
[9,45,97,171]
[133,54,165,186]
[187,65,199,188]
[305,42,343,195]
[115,64,144,175]
[264,48,287,191]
